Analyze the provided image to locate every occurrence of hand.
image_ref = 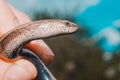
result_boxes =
[0,0,54,80]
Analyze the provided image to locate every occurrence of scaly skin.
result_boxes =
[0,20,78,80]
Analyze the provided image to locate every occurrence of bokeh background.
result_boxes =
[7,0,120,80]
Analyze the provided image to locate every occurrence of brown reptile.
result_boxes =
[0,20,78,80]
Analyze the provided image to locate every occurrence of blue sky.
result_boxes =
[7,0,99,19]
[74,0,120,53]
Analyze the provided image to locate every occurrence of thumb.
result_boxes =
[4,59,37,80]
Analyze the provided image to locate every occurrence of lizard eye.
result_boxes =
[65,21,70,26]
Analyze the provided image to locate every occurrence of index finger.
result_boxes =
[0,0,19,34]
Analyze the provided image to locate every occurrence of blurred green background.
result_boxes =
[7,0,120,80]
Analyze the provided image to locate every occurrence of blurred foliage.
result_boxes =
[45,35,120,80]
[34,12,120,80]
[34,12,73,21]
[45,35,104,80]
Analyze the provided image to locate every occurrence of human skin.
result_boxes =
[0,0,54,80]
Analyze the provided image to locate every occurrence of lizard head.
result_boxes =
[37,20,79,37]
